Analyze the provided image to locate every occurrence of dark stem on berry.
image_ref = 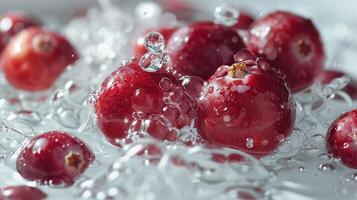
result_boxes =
[228,62,248,78]
[297,39,312,57]
[65,152,83,170]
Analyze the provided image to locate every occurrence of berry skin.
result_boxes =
[316,69,357,99]
[326,110,357,169]
[247,11,325,92]
[95,59,197,146]
[0,12,41,54]
[196,50,296,157]
[16,131,94,186]
[133,27,177,58]
[1,27,78,91]
[167,21,245,80]
[0,186,47,200]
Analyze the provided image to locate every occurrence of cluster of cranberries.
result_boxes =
[1,4,357,199]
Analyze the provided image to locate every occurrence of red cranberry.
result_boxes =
[0,186,47,200]
[133,27,177,58]
[247,11,325,92]
[1,27,78,91]
[196,50,296,157]
[166,21,245,80]
[0,12,41,54]
[16,131,94,186]
[316,69,357,99]
[326,110,357,169]
[95,59,197,146]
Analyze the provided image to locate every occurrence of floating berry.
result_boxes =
[95,59,197,146]
[0,185,47,200]
[196,50,295,157]
[16,131,94,186]
[1,27,78,91]
[166,21,245,80]
[0,12,41,54]
[133,27,177,58]
[316,69,357,99]
[247,11,325,92]
[326,110,357,169]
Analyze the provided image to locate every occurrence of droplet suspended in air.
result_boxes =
[214,4,239,27]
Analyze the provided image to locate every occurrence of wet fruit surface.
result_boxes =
[16,131,94,186]
[0,12,41,54]
[95,59,197,145]
[167,21,245,80]
[326,110,357,169]
[247,11,325,92]
[0,185,47,200]
[133,27,177,58]
[1,27,78,91]
[196,50,296,157]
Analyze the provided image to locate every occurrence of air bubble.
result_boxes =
[318,163,336,172]
[214,4,239,26]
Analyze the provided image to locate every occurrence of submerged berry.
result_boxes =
[247,11,325,92]
[95,59,197,146]
[326,110,357,169]
[167,21,245,80]
[196,50,295,157]
[0,186,47,200]
[1,27,78,91]
[0,12,41,54]
[16,131,94,186]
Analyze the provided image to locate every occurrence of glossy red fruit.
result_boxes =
[167,21,245,80]
[196,50,296,157]
[1,27,78,91]
[316,69,357,99]
[133,27,177,58]
[326,110,357,169]
[247,11,325,92]
[16,131,94,186]
[95,59,197,146]
[0,12,41,54]
[0,186,47,200]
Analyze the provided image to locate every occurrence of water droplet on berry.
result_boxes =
[214,4,239,26]
[144,31,165,53]
[246,138,254,148]
[159,77,172,91]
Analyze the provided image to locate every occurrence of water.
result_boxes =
[1,1,357,200]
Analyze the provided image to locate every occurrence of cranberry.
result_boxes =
[0,186,47,200]
[247,11,325,92]
[326,110,357,169]
[95,59,197,146]
[316,69,357,99]
[1,27,78,91]
[133,27,177,58]
[16,131,94,186]
[166,21,245,80]
[196,50,296,157]
[0,12,41,54]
